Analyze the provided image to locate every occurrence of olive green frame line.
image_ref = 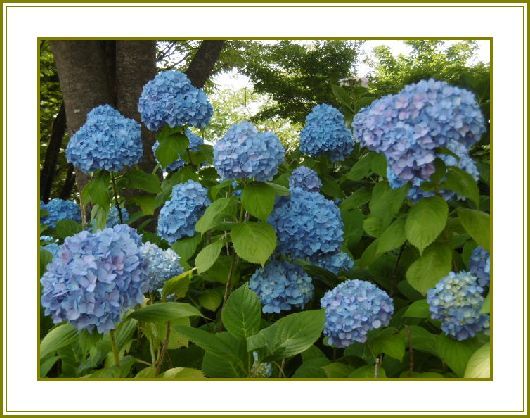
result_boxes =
[0,2,521,416]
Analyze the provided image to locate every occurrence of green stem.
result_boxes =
[110,173,123,224]
[110,329,120,367]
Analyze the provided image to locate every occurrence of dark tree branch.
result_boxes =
[40,103,66,202]
[185,40,225,88]
[59,163,76,200]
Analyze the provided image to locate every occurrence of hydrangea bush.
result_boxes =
[39,72,490,380]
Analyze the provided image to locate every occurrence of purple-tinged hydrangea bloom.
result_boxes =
[40,199,81,228]
[470,247,490,288]
[40,225,148,334]
[152,129,204,172]
[311,251,354,275]
[269,188,344,259]
[66,105,142,173]
[213,122,285,181]
[289,166,322,192]
[427,271,490,341]
[300,104,354,161]
[141,242,183,292]
[249,260,314,313]
[157,180,210,244]
[138,70,213,131]
[321,279,394,347]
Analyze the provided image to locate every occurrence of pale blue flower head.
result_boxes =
[105,206,130,227]
[40,224,148,334]
[66,105,142,173]
[138,70,213,131]
[152,129,204,172]
[300,104,354,161]
[157,180,210,244]
[289,166,322,192]
[269,188,344,259]
[311,251,354,275]
[141,242,183,292]
[469,247,490,288]
[40,199,81,228]
[213,122,285,181]
[249,260,314,313]
[427,271,490,341]
[321,279,394,347]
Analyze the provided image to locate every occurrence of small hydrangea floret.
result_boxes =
[289,166,322,192]
[311,251,354,275]
[141,242,183,292]
[469,247,490,287]
[40,199,81,228]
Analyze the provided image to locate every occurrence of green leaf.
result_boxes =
[436,334,480,377]
[40,247,54,275]
[247,310,325,361]
[345,153,375,181]
[222,284,261,338]
[442,166,479,206]
[195,239,224,274]
[349,365,386,378]
[405,196,449,253]
[81,171,111,208]
[241,182,276,221]
[457,208,490,250]
[200,332,249,378]
[369,333,406,361]
[172,234,202,262]
[321,362,353,378]
[369,182,408,228]
[331,84,354,112]
[464,343,490,378]
[341,207,364,246]
[135,366,158,378]
[121,168,161,194]
[199,289,223,311]
[130,194,160,216]
[201,255,237,284]
[162,269,194,300]
[128,302,201,323]
[481,292,491,314]
[403,299,430,318]
[400,326,437,355]
[40,323,78,359]
[406,243,452,295]
[195,197,236,234]
[54,219,82,239]
[376,217,406,254]
[363,216,383,237]
[161,367,205,379]
[266,182,290,196]
[341,188,371,210]
[155,131,189,169]
[231,222,276,265]
[40,355,60,377]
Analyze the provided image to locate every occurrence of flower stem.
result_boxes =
[110,173,123,224]
[110,329,120,367]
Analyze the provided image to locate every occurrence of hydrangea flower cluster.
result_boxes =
[40,199,81,228]
[469,247,490,287]
[152,129,204,172]
[141,242,183,292]
[213,122,285,181]
[311,251,354,275]
[250,352,273,378]
[42,243,60,258]
[289,166,322,192]
[138,70,213,131]
[157,180,210,244]
[427,271,490,341]
[299,104,354,161]
[66,105,142,173]
[353,79,485,200]
[40,224,147,334]
[268,188,344,259]
[321,279,394,347]
[249,260,314,313]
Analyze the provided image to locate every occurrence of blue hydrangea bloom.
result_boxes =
[138,70,213,131]
[268,188,344,259]
[43,243,60,258]
[157,180,210,244]
[289,166,322,192]
[470,247,490,287]
[40,199,81,228]
[249,260,314,313]
[300,104,354,161]
[427,271,490,341]
[40,225,148,334]
[353,79,485,199]
[141,242,183,292]
[251,351,273,377]
[311,251,354,274]
[66,105,142,173]
[213,122,285,181]
[106,206,130,227]
[321,279,394,347]
[152,129,204,172]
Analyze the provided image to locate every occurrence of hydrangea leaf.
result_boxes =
[80,171,111,208]
[368,333,406,361]
[435,334,481,377]
[464,343,490,378]
[129,302,201,323]
[406,243,452,295]
[369,182,408,228]
[40,323,78,359]
[345,152,375,181]
[348,365,387,378]
[199,289,223,312]
[221,284,262,338]
[340,188,371,210]
[241,182,276,221]
[231,222,276,265]
[171,234,202,262]
[195,197,236,234]
[155,132,189,169]
[195,239,224,274]
[162,270,195,300]
[457,208,490,250]
[247,309,325,361]
[376,217,406,255]
[442,166,479,207]
[363,216,383,238]
[341,207,364,247]
[130,194,160,216]
[161,367,205,379]
[403,299,430,318]
[120,168,161,194]
[405,196,449,253]
[481,292,491,314]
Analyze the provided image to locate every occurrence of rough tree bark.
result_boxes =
[40,103,66,202]
[185,40,225,88]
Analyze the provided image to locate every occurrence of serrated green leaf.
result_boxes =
[464,343,490,378]
[458,208,490,250]
[172,234,202,262]
[376,217,406,255]
[442,166,479,206]
[162,269,194,300]
[161,367,205,379]
[403,299,430,318]
[121,168,161,194]
[128,302,201,323]
[199,289,223,311]
[231,222,276,265]
[54,219,83,239]
[40,323,78,359]
[195,239,224,274]
[81,171,111,208]
[222,284,261,338]
[405,196,448,253]
[195,197,236,234]
[242,182,276,221]
[155,132,189,169]
[406,243,452,295]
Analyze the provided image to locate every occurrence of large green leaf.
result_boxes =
[162,269,194,300]
[198,289,223,311]
[40,323,78,359]
[222,284,261,338]
[403,299,430,318]
[54,219,82,239]
[155,131,188,169]
[457,208,490,249]
[121,168,161,194]
[376,216,406,255]
[161,367,205,379]
[368,332,406,361]
[406,243,452,295]
[241,182,276,221]
[405,196,448,253]
[81,171,110,208]
[195,239,224,274]
[464,343,490,378]
[442,166,479,206]
[436,334,480,377]
[231,222,276,265]
[195,197,236,234]
[128,302,201,323]
[172,234,202,262]
[201,332,249,378]
[247,310,325,361]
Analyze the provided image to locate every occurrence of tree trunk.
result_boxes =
[185,40,225,88]
[40,103,66,202]
[59,163,76,200]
